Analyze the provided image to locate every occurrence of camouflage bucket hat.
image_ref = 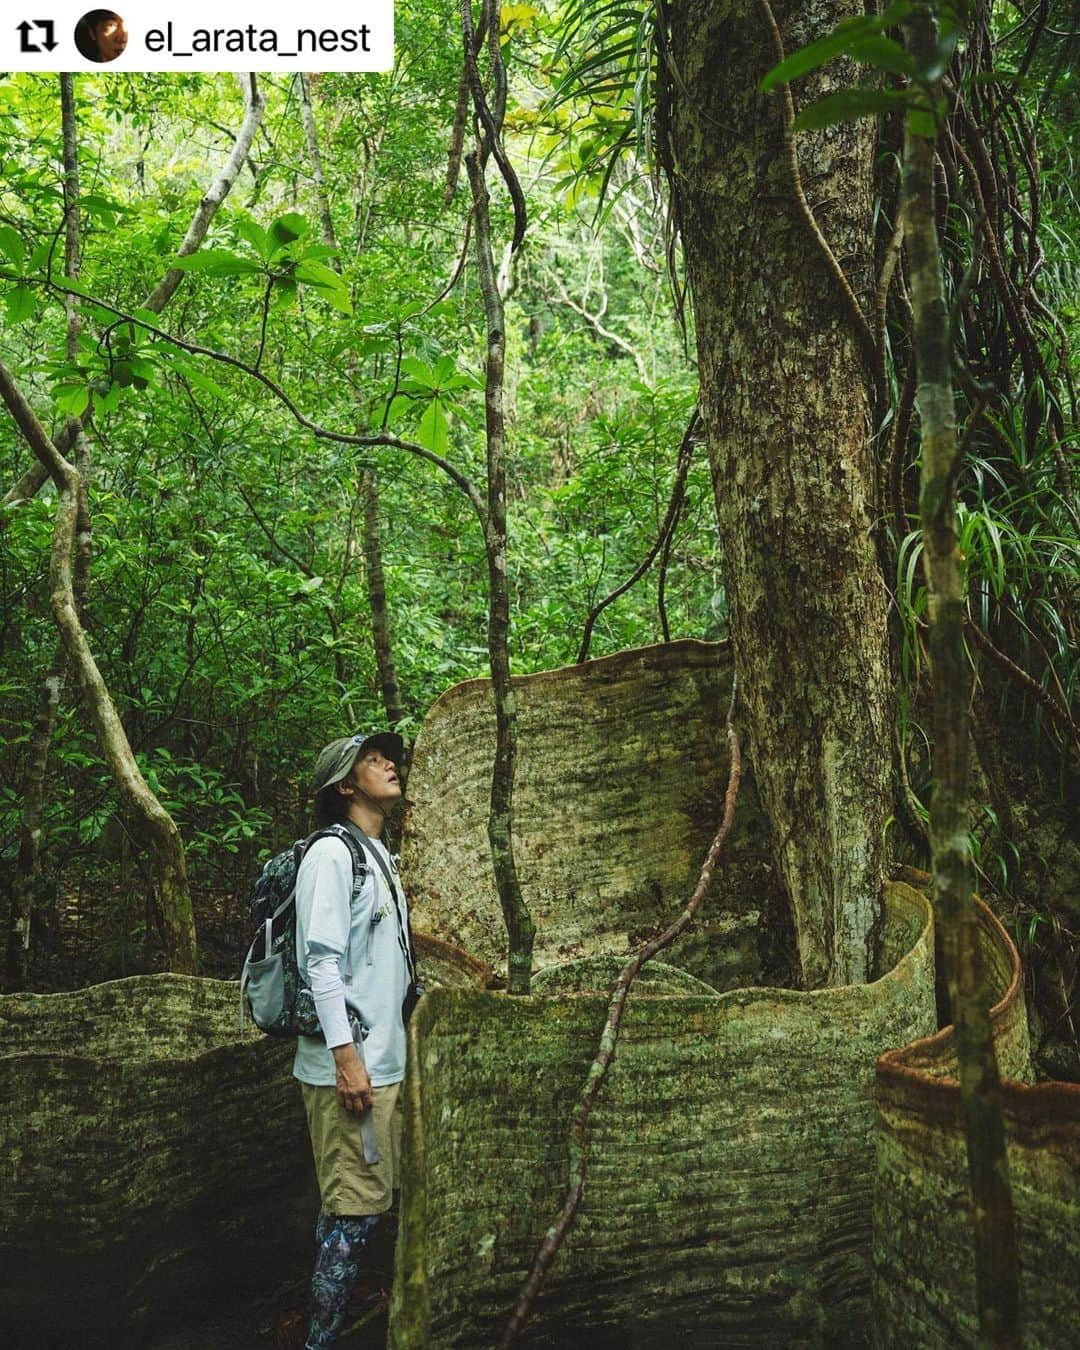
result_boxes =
[310,731,405,796]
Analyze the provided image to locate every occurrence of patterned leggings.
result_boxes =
[305,1210,381,1350]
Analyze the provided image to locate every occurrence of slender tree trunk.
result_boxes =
[667,0,892,986]
[298,73,338,254]
[466,145,534,993]
[362,467,407,731]
[296,72,407,741]
[7,74,83,987]
[143,74,264,315]
[903,8,1019,1343]
[0,364,197,974]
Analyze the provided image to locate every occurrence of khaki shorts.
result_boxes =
[300,1079,404,1216]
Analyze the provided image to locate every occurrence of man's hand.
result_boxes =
[332,1043,374,1115]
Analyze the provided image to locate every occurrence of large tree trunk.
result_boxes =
[667,0,892,986]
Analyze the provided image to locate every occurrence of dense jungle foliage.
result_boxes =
[0,1,1076,1074]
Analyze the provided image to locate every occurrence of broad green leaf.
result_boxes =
[181,367,230,401]
[294,259,352,313]
[794,88,907,131]
[848,35,915,76]
[171,249,262,277]
[79,193,128,215]
[295,258,345,289]
[94,383,122,414]
[0,225,25,269]
[271,276,298,311]
[52,382,90,417]
[269,212,308,250]
[300,244,341,262]
[129,356,157,382]
[382,393,413,425]
[400,356,435,387]
[3,284,36,325]
[235,216,270,261]
[417,396,450,454]
[433,354,458,385]
[311,281,352,315]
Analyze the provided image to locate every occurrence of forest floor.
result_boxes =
[145,1258,391,1349]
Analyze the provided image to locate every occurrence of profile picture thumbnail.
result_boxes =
[74,11,128,63]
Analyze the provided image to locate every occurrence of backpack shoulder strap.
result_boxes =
[339,824,416,981]
[305,824,368,899]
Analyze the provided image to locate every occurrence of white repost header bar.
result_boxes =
[2,3,394,72]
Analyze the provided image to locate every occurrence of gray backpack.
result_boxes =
[239,824,367,1035]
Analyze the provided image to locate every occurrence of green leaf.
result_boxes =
[295,258,344,289]
[94,383,122,414]
[4,284,36,326]
[79,193,128,217]
[848,35,915,76]
[52,382,90,417]
[417,396,450,454]
[171,249,262,278]
[0,226,25,269]
[269,212,309,250]
[271,276,298,311]
[294,259,352,314]
[400,356,435,387]
[382,393,413,425]
[300,244,340,262]
[235,216,270,261]
[794,88,908,131]
[432,354,458,385]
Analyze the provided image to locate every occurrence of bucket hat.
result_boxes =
[311,731,405,796]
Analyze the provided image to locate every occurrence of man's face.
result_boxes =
[346,747,401,809]
[91,15,127,60]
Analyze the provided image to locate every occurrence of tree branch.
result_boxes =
[577,410,698,663]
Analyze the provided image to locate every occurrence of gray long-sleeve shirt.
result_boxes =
[291,832,410,1088]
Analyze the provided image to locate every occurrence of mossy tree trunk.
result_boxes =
[903,6,1019,1342]
[666,0,892,986]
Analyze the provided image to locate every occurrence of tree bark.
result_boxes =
[667,0,892,986]
[903,8,1019,1343]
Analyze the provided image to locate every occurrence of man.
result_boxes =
[294,730,411,1350]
